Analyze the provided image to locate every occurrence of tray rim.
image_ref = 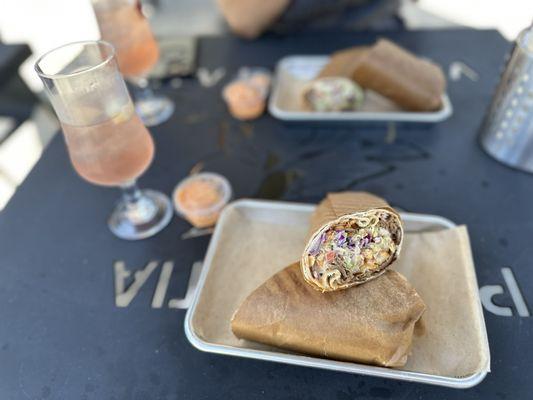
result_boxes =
[184,199,490,389]
[268,55,453,123]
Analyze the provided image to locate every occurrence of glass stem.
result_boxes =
[121,180,142,207]
[119,180,157,224]
[133,77,154,101]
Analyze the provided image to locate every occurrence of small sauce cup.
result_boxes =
[173,172,232,228]
[222,67,272,120]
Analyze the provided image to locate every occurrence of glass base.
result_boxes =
[135,95,174,127]
[108,189,172,240]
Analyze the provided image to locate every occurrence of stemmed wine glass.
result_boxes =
[35,40,172,240]
[91,0,175,127]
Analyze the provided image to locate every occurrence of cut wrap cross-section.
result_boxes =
[301,192,403,292]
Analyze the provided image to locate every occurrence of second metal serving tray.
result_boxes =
[268,56,453,123]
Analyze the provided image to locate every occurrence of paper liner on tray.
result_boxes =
[231,263,426,367]
[301,192,404,291]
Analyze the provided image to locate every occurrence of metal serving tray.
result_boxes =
[185,200,489,388]
[268,56,453,123]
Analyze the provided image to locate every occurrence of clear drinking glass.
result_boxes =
[91,0,174,126]
[35,40,172,240]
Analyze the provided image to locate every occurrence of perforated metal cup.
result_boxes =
[480,26,533,172]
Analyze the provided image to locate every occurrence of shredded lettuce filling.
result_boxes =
[307,213,397,282]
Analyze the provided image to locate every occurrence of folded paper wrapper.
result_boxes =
[317,46,368,79]
[232,265,425,367]
[352,39,446,111]
[190,204,489,377]
[301,192,404,291]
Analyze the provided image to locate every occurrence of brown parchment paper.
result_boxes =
[394,226,489,376]
[352,38,446,111]
[190,205,489,378]
[301,192,403,290]
[317,46,368,79]
[231,265,425,367]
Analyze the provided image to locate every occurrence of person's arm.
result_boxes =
[217,0,290,39]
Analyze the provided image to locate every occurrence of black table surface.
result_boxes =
[1,29,531,399]
[0,42,36,133]
[0,43,31,86]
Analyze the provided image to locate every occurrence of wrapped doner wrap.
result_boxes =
[231,192,425,368]
[301,192,403,292]
[351,38,446,111]
[231,262,426,367]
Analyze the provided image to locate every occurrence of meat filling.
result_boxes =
[306,211,401,288]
